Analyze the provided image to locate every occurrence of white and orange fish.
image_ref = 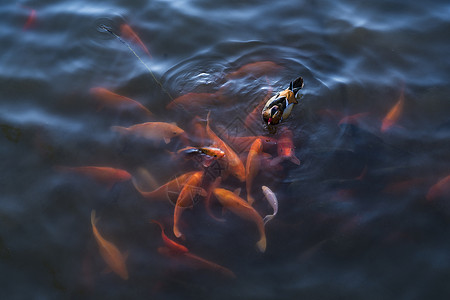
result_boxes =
[111,122,184,144]
[246,138,263,205]
[213,188,266,252]
[120,23,152,58]
[90,87,153,117]
[271,127,300,165]
[91,210,128,280]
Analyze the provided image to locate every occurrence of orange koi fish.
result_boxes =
[381,88,404,132]
[226,61,283,79]
[166,92,219,110]
[120,23,152,58]
[23,8,36,30]
[151,220,189,254]
[204,176,225,222]
[206,113,246,182]
[213,188,266,252]
[173,171,206,238]
[56,166,131,189]
[426,175,450,202]
[132,171,197,201]
[246,138,263,205]
[174,146,225,167]
[271,127,300,166]
[91,210,128,280]
[111,122,184,144]
[90,87,153,117]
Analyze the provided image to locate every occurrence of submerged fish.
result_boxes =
[381,88,404,132]
[173,171,206,238]
[246,138,263,205]
[271,127,300,165]
[90,87,153,117]
[23,7,36,30]
[213,188,266,252]
[120,23,152,58]
[226,61,283,79]
[426,175,450,202]
[206,113,246,182]
[111,122,184,144]
[261,186,278,225]
[91,210,128,280]
[56,166,131,189]
[151,220,189,254]
[166,92,219,110]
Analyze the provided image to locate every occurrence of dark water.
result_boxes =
[2,0,450,299]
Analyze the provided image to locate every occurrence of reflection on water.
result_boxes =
[1,0,450,299]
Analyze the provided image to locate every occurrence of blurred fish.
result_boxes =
[90,87,153,117]
[226,61,283,79]
[246,138,263,205]
[56,166,131,189]
[91,210,128,280]
[111,122,184,144]
[262,186,278,225]
[338,112,370,126]
[183,252,236,279]
[271,127,300,166]
[173,146,225,168]
[151,220,189,254]
[205,176,225,222]
[217,128,277,153]
[426,175,450,202]
[166,92,219,110]
[213,188,266,252]
[23,7,36,30]
[206,112,246,182]
[120,23,152,58]
[132,171,197,201]
[173,171,206,238]
[381,88,404,132]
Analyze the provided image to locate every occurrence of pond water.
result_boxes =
[1,0,450,299]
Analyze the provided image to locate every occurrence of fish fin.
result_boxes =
[233,188,241,196]
[247,194,254,206]
[269,156,283,166]
[289,155,301,165]
[90,210,99,226]
[111,126,128,135]
[256,237,266,253]
[263,215,274,225]
[197,188,208,197]
[164,137,171,144]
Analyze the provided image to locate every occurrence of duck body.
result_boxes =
[262,77,304,125]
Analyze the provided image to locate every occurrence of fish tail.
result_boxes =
[111,126,128,135]
[263,215,274,225]
[90,210,98,226]
[256,236,266,253]
[247,194,254,206]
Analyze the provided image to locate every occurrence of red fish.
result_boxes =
[151,220,189,254]
[426,175,450,202]
[226,61,283,79]
[23,8,36,30]
[381,88,404,132]
[271,127,300,166]
[90,87,153,117]
[56,166,131,189]
[120,23,152,58]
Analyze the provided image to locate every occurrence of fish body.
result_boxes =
[23,8,36,30]
[151,220,189,254]
[262,77,303,125]
[226,61,283,79]
[426,175,450,201]
[246,139,263,205]
[206,113,246,182]
[213,188,266,252]
[57,166,131,188]
[261,186,278,225]
[166,92,218,110]
[91,210,128,280]
[173,171,206,238]
[120,23,152,58]
[271,127,300,165]
[112,122,184,144]
[90,87,153,117]
[381,89,404,132]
